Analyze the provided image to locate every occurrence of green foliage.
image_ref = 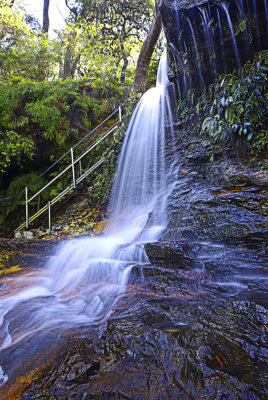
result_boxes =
[0,171,49,231]
[0,131,35,172]
[178,53,268,158]
[0,76,106,174]
[88,130,124,205]
[65,0,153,85]
[201,55,268,152]
[235,18,247,36]
[177,88,199,121]
[0,6,60,80]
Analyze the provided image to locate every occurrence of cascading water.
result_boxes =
[264,0,268,36]
[109,53,172,235]
[237,0,252,59]
[166,0,264,89]
[199,6,217,80]
[217,8,227,73]
[252,0,261,48]
[187,17,204,89]
[0,50,176,386]
[221,2,242,70]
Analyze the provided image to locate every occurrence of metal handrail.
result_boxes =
[1,106,121,203]
[15,106,125,233]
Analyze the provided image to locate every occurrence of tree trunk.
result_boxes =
[59,31,80,80]
[62,45,72,80]
[119,36,128,86]
[132,3,162,93]
[43,0,50,33]
[3,207,6,237]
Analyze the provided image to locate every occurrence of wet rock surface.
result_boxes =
[158,0,207,11]
[145,242,193,267]
[167,131,268,244]
[161,0,267,86]
[13,196,108,242]
[0,238,265,400]
[0,238,59,280]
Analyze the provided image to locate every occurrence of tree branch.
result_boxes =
[132,3,162,92]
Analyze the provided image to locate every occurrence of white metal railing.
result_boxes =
[16,106,124,233]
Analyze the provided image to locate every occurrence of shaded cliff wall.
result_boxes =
[158,0,268,91]
[158,0,268,243]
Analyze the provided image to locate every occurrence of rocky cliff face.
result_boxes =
[158,0,207,10]
[166,128,268,244]
[157,0,268,245]
[159,0,268,89]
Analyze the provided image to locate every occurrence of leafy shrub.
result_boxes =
[0,130,35,172]
[0,77,106,173]
[201,54,268,153]
[178,52,268,157]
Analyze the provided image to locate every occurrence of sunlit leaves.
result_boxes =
[64,0,154,85]
[0,6,61,80]
[0,130,35,172]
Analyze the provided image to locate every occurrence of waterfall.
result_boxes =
[187,17,204,89]
[183,42,193,94]
[198,6,217,80]
[217,9,227,73]
[236,0,251,60]
[170,43,188,97]
[245,0,250,15]
[221,2,241,70]
[252,0,261,49]
[109,52,172,233]
[0,50,176,386]
[264,0,268,36]
[173,0,182,52]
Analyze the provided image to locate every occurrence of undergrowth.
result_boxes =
[178,51,268,163]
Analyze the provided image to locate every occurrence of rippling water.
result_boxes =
[0,50,177,388]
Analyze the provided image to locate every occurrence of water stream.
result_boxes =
[0,16,267,394]
[187,17,204,89]
[264,0,268,36]
[217,8,227,73]
[0,51,177,387]
[198,6,217,80]
[221,2,242,70]
[237,0,252,59]
[252,0,261,49]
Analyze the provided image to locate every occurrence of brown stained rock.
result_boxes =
[0,238,59,280]
[145,242,192,267]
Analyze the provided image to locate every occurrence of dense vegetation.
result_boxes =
[1,0,267,237]
[0,0,163,235]
[0,76,121,173]
[0,0,159,174]
[178,51,268,161]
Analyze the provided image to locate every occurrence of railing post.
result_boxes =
[71,147,76,189]
[79,159,82,176]
[25,187,29,229]
[48,201,51,234]
[119,106,122,122]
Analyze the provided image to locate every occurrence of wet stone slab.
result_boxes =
[0,239,264,400]
[0,239,59,298]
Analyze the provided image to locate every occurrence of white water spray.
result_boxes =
[0,50,176,383]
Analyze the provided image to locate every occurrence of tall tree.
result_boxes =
[0,6,60,80]
[132,2,162,92]
[43,0,50,33]
[0,0,15,7]
[66,0,153,86]
[59,28,81,80]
